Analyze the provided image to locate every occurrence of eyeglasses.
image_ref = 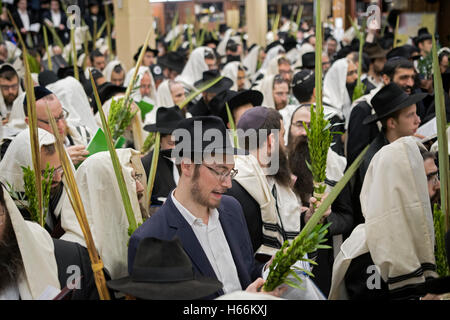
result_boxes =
[0,83,19,91]
[41,165,64,177]
[37,108,69,125]
[203,164,238,181]
[132,173,144,183]
[427,171,439,186]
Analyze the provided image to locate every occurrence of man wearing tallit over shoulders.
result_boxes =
[60,149,147,283]
[329,137,450,300]
[0,128,73,238]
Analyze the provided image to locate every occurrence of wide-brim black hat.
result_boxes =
[194,70,233,94]
[363,83,428,125]
[227,89,263,111]
[302,52,315,69]
[157,52,185,74]
[107,237,222,300]
[134,45,159,63]
[98,83,126,106]
[144,106,185,134]
[172,116,247,161]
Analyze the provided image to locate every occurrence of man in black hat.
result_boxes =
[188,70,233,118]
[301,52,315,71]
[141,106,185,209]
[349,82,425,227]
[129,116,270,298]
[346,57,419,166]
[158,51,185,80]
[205,89,263,128]
[415,27,433,58]
[363,42,387,89]
[134,45,159,67]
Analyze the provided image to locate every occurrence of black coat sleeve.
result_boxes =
[327,183,354,239]
[52,238,103,300]
[226,180,263,254]
[346,102,376,166]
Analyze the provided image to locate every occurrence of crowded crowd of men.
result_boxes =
[0,0,449,300]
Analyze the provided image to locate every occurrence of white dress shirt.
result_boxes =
[18,9,30,31]
[51,11,61,28]
[171,190,242,294]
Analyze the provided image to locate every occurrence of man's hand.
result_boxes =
[245,278,287,297]
[67,145,89,165]
[305,194,332,223]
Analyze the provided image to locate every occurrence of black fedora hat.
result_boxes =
[194,70,233,94]
[364,42,388,60]
[158,51,185,75]
[98,83,126,105]
[133,45,159,63]
[301,52,315,69]
[228,89,263,111]
[416,27,432,44]
[387,45,421,61]
[363,83,428,125]
[172,116,247,162]
[144,106,185,134]
[107,237,223,300]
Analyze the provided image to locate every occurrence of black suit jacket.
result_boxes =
[141,150,177,204]
[41,10,69,45]
[346,100,380,167]
[52,238,101,300]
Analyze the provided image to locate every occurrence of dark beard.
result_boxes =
[288,134,313,205]
[270,143,292,188]
[430,192,440,208]
[346,81,357,100]
[0,211,24,289]
[226,55,241,63]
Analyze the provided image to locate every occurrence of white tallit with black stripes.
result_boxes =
[233,154,301,257]
[329,136,437,299]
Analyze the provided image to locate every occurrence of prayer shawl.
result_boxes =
[217,28,234,57]
[243,44,260,77]
[255,74,275,109]
[329,137,437,299]
[47,76,98,133]
[323,58,352,126]
[124,66,157,114]
[61,149,146,280]
[177,46,214,90]
[103,60,127,83]
[2,186,60,299]
[155,79,174,108]
[0,128,72,222]
[221,61,250,91]
[233,154,300,257]
[0,64,23,120]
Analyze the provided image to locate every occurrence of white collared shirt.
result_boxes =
[171,190,242,294]
[18,9,30,31]
[51,11,61,27]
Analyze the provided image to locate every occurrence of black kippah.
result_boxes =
[23,86,53,106]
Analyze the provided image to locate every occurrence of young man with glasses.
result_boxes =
[128,116,282,298]
[23,86,90,165]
